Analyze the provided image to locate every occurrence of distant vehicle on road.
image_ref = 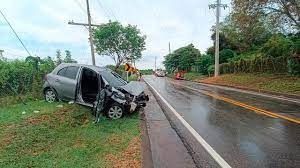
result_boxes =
[43,63,149,119]
[175,71,185,80]
[154,69,166,77]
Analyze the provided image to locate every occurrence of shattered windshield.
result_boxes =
[100,70,127,87]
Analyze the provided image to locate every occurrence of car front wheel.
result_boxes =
[107,103,124,119]
[44,88,57,103]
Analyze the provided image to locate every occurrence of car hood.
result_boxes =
[119,81,146,96]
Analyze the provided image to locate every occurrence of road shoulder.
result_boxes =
[142,87,196,168]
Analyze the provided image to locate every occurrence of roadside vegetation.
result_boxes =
[0,18,146,168]
[163,0,299,95]
[0,50,76,107]
[0,101,141,168]
[200,73,300,95]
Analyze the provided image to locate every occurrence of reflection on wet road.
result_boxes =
[144,75,300,168]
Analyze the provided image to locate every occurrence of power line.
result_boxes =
[74,0,87,14]
[0,9,32,56]
[73,0,95,23]
[96,0,117,21]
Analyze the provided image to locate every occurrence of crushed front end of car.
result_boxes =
[113,81,149,112]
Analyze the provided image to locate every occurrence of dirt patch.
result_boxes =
[25,115,51,125]
[105,136,141,168]
[0,131,16,150]
[105,134,123,146]
[53,107,71,123]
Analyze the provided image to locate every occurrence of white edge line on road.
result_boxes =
[145,79,232,168]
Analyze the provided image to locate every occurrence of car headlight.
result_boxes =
[112,87,125,99]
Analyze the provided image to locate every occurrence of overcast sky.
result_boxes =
[0,0,230,69]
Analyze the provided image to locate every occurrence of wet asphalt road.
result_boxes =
[143,75,300,168]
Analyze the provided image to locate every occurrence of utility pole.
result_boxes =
[168,42,171,54]
[209,0,227,77]
[154,56,157,71]
[68,1,100,66]
[86,0,96,65]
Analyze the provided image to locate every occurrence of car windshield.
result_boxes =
[100,70,128,87]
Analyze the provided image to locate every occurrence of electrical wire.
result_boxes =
[0,9,32,56]
[96,0,117,21]
[73,0,96,23]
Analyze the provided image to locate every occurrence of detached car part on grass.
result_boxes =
[43,63,149,120]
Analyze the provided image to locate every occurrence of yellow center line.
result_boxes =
[170,81,300,124]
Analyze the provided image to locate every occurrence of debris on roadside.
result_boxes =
[33,110,40,113]
[56,104,63,108]
[21,111,26,115]
[68,101,74,104]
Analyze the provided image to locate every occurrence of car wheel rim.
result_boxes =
[45,90,56,102]
[108,106,123,119]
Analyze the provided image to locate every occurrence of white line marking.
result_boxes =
[145,79,232,168]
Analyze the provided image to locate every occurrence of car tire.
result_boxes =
[106,103,124,119]
[44,88,58,103]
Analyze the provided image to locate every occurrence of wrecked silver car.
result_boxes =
[43,63,149,119]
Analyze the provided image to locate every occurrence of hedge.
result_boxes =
[219,56,296,74]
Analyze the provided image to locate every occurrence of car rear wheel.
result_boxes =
[44,88,57,103]
[107,103,124,119]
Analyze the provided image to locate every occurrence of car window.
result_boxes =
[64,66,79,79]
[100,70,127,87]
[57,67,67,76]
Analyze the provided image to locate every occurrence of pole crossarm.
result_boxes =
[68,20,101,27]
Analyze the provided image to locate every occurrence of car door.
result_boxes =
[54,66,80,100]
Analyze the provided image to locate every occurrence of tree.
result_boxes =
[93,21,146,70]
[56,49,62,65]
[163,44,200,72]
[64,50,72,63]
[25,56,41,72]
[232,0,300,33]
[261,34,293,57]
[195,54,213,74]
[219,49,236,63]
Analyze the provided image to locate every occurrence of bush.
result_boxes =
[288,56,300,76]
[0,58,55,99]
[195,54,213,75]
[219,49,236,63]
[208,65,215,76]
[261,35,293,58]
[220,56,289,74]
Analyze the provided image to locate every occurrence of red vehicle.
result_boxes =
[174,71,185,80]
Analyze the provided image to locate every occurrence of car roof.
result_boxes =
[55,63,111,73]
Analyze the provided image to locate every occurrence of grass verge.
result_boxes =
[199,73,300,95]
[183,72,207,81]
[0,101,141,168]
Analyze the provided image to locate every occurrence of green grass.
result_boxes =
[201,73,300,95]
[128,74,138,81]
[183,72,206,81]
[0,101,141,168]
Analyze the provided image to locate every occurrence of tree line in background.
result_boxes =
[0,50,76,105]
[164,0,300,76]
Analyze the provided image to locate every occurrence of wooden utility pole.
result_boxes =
[68,0,101,66]
[209,0,227,77]
[154,56,157,71]
[86,0,96,65]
